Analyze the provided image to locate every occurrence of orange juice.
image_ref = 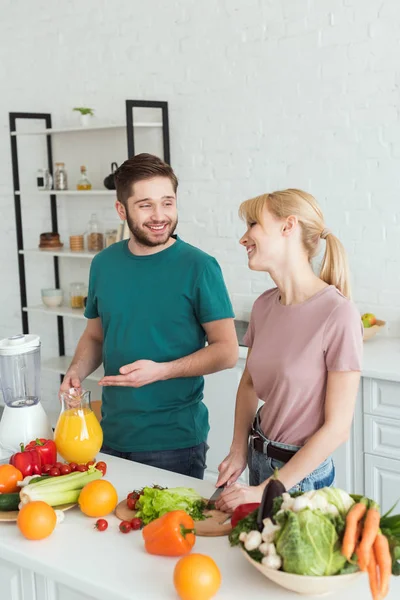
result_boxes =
[54,407,103,464]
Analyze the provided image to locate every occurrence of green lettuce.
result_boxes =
[275,509,347,576]
[135,487,206,525]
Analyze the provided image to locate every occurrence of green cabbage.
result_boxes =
[135,487,206,525]
[275,509,347,576]
[314,488,354,516]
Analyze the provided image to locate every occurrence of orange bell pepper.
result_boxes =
[142,510,196,556]
[0,464,23,493]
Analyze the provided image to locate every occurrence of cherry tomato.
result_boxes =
[76,464,88,472]
[54,462,64,470]
[119,521,132,533]
[41,464,53,474]
[86,461,95,468]
[130,518,142,530]
[127,497,137,511]
[127,491,139,501]
[95,461,107,476]
[49,467,61,477]
[95,519,108,532]
[60,464,72,475]
[69,462,78,472]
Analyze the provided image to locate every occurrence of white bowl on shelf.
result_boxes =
[240,548,363,596]
[41,288,63,307]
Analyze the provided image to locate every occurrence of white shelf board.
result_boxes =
[23,305,85,320]
[15,190,116,196]
[10,122,162,136]
[20,248,97,259]
[42,356,104,381]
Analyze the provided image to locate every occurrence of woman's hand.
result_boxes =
[215,482,264,514]
[216,448,247,487]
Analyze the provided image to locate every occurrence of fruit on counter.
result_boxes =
[19,465,103,507]
[119,520,132,533]
[0,464,23,494]
[131,517,142,530]
[0,492,20,512]
[41,460,106,477]
[78,479,118,517]
[25,438,57,467]
[17,501,57,540]
[362,313,377,328]
[95,518,108,531]
[173,553,221,600]
[9,444,42,477]
[231,503,260,529]
[135,486,207,525]
[142,510,196,557]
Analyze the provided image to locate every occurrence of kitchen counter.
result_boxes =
[1,454,399,600]
[239,336,400,382]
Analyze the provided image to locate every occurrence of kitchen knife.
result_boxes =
[206,485,225,508]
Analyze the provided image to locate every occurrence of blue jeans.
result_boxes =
[100,442,208,480]
[248,421,335,492]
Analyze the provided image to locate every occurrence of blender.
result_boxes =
[0,334,52,460]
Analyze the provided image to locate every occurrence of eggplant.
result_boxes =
[256,470,286,531]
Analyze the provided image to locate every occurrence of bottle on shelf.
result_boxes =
[86,213,104,252]
[77,165,92,191]
[54,163,68,190]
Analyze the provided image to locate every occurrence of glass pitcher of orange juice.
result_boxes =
[54,388,103,464]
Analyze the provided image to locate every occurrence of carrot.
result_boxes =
[358,502,381,571]
[367,544,380,600]
[374,533,391,599]
[342,498,368,560]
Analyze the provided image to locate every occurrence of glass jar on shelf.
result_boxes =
[105,228,118,248]
[70,282,86,309]
[54,163,68,190]
[36,169,53,190]
[77,165,92,191]
[86,213,104,252]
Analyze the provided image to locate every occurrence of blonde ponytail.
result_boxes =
[239,188,352,299]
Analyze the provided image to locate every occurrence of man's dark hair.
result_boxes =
[114,153,178,206]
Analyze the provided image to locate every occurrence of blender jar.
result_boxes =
[0,334,41,407]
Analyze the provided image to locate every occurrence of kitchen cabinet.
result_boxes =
[365,454,400,514]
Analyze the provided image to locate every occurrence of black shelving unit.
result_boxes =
[9,99,170,373]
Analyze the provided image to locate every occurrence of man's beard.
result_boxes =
[125,211,178,248]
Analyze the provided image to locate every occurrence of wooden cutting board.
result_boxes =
[0,502,77,523]
[115,499,232,537]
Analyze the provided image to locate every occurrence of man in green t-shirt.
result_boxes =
[60,153,238,479]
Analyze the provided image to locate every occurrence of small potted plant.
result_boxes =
[73,107,95,127]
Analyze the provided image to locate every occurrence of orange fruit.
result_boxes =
[78,479,118,517]
[17,501,57,540]
[173,553,221,600]
[0,464,23,493]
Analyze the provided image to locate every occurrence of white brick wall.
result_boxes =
[0,0,399,406]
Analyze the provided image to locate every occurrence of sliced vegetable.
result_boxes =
[0,492,20,512]
[19,466,102,507]
[358,501,381,571]
[142,510,195,556]
[10,444,41,477]
[0,464,23,493]
[135,486,206,525]
[25,438,57,467]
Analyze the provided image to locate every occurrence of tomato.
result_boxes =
[41,463,53,474]
[127,497,137,511]
[95,461,107,476]
[86,461,95,468]
[127,491,139,500]
[49,467,61,477]
[95,519,108,532]
[119,520,132,533]
[130,517,142,530]
[54,462,64,470]
[60,464,72,476]
[0,464,23,493]
[76,464,88,472]
[231,503,261,529]
[69,462,78,472]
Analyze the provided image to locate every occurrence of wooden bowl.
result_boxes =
[240,548,363,596]
[363,319,386,341]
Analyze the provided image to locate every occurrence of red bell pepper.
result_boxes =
[25,438,57,467]
[9,444,42,477]
[231,502,261,529]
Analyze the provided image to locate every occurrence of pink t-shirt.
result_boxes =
[243,285,363,446]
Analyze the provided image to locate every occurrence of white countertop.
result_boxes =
[0,454,399,600]
[239,336,400,382]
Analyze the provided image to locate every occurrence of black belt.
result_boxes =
[250,435,297,463]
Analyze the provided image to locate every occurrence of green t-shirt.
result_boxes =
[84,236,234,452]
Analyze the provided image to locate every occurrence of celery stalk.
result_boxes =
[20,467,103,507]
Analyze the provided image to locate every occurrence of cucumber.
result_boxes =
[0,493,20,512]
